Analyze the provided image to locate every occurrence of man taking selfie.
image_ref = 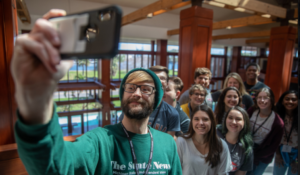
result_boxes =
[11,9,181,175]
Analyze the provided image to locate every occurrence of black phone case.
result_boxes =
[53,6,122,60]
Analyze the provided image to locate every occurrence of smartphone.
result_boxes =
[49,6,122,59]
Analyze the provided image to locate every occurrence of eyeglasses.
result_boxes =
[193,93,206,97]
[257,96,270,101]
[124,83,156,95]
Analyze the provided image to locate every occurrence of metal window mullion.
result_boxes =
[172,55,175,77]
[94,59,96,81]
[119,54,121,80]
[134,54,136,68]
[85,59,88,82]
[147,54,151,69]
[67,65,69,82]
[126,54,128,73]
[141,54,144,68]
[76,59,78,82]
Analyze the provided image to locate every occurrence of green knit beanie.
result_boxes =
[119,68,163,110]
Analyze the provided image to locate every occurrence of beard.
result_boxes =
[121,96,154,120]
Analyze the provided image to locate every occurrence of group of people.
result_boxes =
[11,9,298,175]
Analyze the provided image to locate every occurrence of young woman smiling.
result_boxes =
[181,84,207,118]
[273,90,298,175]
[246,88,284,175]
[176,105,232,175]
[217,106,253,175]
[215,87,242,124]
[212,73,253,110]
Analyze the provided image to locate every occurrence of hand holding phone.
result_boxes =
[49,6,122,59]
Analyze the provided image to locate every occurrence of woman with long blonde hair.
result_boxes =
[212,72,253,110]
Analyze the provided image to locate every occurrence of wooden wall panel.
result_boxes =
[231,47,242,73]
[156,39,168,67]
[178,26,192,93]
[178,6,213,93]
[0,158,28,175]
[101,60,111,126]
[0,0,18,145]
[265,26,297,101]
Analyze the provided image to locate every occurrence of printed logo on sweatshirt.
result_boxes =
[111,161,171,174]
[230,152,240,172]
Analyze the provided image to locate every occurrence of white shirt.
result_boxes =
[250,110,276,145]
[176,137,232,175]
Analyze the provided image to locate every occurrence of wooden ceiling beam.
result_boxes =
[246,34,298,44]
[212,30,270,40]
[245,38,270,44]
[16,0,31,23]
[122,0,189,26]
[167,15,274,36]
[206,0,286,18]
[167,29,180,36]
[122,0,287,26]
[213,15,274,30]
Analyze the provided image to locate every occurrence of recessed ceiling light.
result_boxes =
[147,13,153,18]
[234,7,254,14]
[261,14,271,18]
[207,1,225,8]
[289,20,298,25]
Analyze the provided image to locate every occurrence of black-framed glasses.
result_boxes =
[193,93,205,97]
[124,83,156,95]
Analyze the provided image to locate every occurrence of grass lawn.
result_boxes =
[111,70,127,79]
[112,100,121,107]
[57,102,101,112]
[169,70,178,76]
[54,97,89,101]
[61,71,98,81]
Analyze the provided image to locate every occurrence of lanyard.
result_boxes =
[121,123,153,175]
[252,110,272,136]
[225,138,237,153]
[284,117,294,144]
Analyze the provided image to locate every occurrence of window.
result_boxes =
[241,46,258,56]
[211,48,225,55]
[167,45,179,53]
[294,48,298,58]
[119,43,152,51]
[60,59,99,83]
[168,55,178,77]
[266,48,269,57]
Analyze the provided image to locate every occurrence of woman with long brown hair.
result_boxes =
[215,87,242,124]
[176,105,232,175]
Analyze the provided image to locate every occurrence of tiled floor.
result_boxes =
[264,158,274,174]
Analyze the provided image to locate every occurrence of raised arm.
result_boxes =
[12,10,103,175]
[11,9,73,125]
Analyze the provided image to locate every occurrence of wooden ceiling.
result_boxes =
[17,0,298,46]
